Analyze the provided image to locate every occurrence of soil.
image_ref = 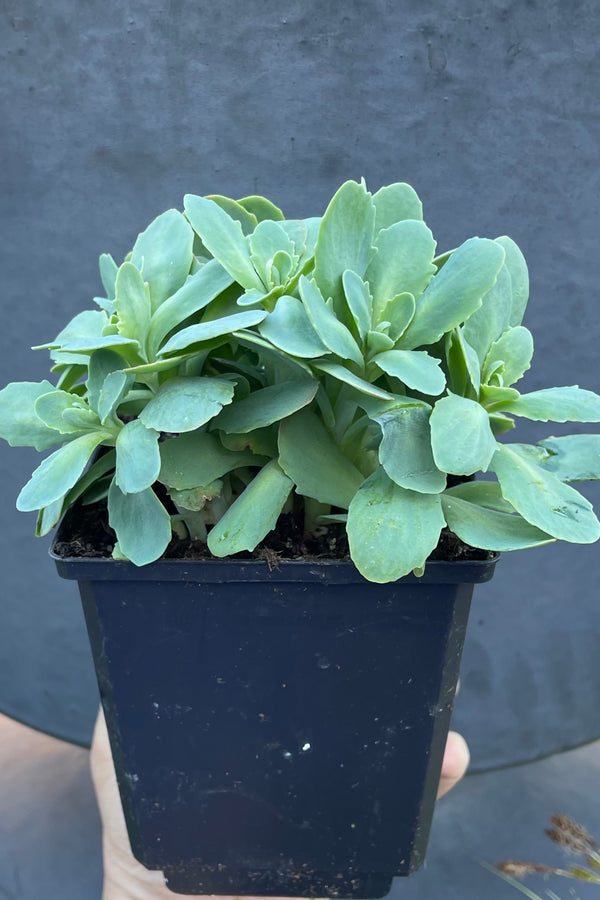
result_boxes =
[53,498,492,565]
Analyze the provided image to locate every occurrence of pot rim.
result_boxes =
[50,546,499,585]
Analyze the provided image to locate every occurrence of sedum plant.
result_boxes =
[1,179,600,582]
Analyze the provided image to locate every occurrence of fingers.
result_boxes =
[436,730,470,799]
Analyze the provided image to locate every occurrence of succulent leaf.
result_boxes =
[207,459,293,556]
[130,209,194,312]
[347,467,445,582]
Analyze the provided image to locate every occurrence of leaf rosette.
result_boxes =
[1,180,599,581]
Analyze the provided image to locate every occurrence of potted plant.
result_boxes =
[1,179,599,897]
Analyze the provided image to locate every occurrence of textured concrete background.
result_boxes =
[1,0,599,766]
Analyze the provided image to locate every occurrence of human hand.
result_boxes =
[91,709,469,900]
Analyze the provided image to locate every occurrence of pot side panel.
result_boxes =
[79,575,471,895]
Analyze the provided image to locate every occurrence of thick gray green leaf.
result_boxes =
[93,296,115,315]
[146,260,234,357]
[184,194,263,290]
[366,329,395,355]
[98,370,135,424]
[379,292,416,342]
[366,220,436,321]
[130,209,194,312]
[489,412,516,435]
[499,387,600,422]
[272,250,294,284]
[122,356,190,377]
[87,349,127,414]
[432,248,454,271]
[50,334,141,357]
[237,287,275,307]
[65,448,117,507]
[489,444,600,542]
[277,219,307,258]
[357,394,429,419]
[441,494,555,550]
[99,253,118,299]
[170,481,223,512]
[372,349,446,395]
[347,467,445,582]
[80,476,112,506]
[258,295,329,357]
[430,394,496,475]
[495,236,529,327]
[140,377,235,432]
[445,328,481,396]
[0,381,62,449]
[213,380,318,433]
[237,194,285,222]
[17,431,107,511]
[55,364,87,393]
[461,265,513,364]
[115,420,161,493]
[114,262,152,350]
[38,309,109,366]
[296,217,321,262]
[508,443,557,467]
[159,431,258,490]
[376,405,446,493]
[537,434,600,482]
[275,219,319,272]
[34,390,84,435]
[249,220,297,285]
[342,270,372,341]
[36,496,65,536]
[398,238,506,350]
[278,408,363,508]
[443,479,514,512]
[207,459,293,556]
[107,481,172,565]
[233,330,315,378]
[299,277,363,365]
[159,308,268,356]
[482,326,534,387]
[480,384,520,411]
[372,183,423,231]
[219,427,277,458]
[61,406,101,430]
[312,180,376,304]
[206,195,258,234]
[313,360,394,400]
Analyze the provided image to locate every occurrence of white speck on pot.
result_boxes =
[301,742,311,752]
[283,750,293,759]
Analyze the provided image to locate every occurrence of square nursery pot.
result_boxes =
[52,532,497,899]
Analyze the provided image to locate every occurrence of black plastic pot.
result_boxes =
[52,549,497,898]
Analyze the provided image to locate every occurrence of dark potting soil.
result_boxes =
[53,498,491,566]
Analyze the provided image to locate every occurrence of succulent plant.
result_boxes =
[1,179,599,581]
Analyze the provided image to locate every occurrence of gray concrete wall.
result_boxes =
[1,1,599,763]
